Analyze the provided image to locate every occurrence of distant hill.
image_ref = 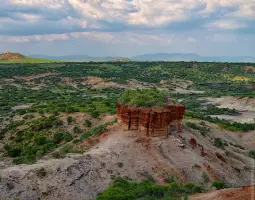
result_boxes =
[132,53,201,61]
[0,52,26,61]
[30,54,130,62]
[0,52,55,63]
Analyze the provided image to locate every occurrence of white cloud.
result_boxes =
[206,20,247,30]
[16,13,42,23]
[70,32,114,43]
[0,33,69,43]
[206,33,237,42]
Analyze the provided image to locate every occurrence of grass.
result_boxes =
[0,57,59,64]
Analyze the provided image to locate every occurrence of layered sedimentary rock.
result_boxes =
[116,103,185,137]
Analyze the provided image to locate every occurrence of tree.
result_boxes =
[67,116,73,124]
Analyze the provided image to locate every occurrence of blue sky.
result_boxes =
[0,0,255,57]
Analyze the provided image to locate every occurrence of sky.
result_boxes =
[0,0,255,57]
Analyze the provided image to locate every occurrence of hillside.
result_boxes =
[0,120,254,199]
[0,52,26,61]
[0,52,55,63]
[0,61,254,199]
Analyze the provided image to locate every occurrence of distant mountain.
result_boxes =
[132,53,255,62]
[30,54,129,62]
[132,53,201,61]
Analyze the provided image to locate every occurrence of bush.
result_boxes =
[166,176,175,183]
[91,110,100,118]
[63,132,73,142]
[67,116,73,123]
[214,138,224,148]
[4,145,22,157]
[84,120,92,127]
[248,150,255,159]
[212,180,225,190]
[35,135,47,145]
[73,126,82,134]
[53,132,64,144]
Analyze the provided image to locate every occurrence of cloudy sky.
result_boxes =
[0,0,255,57]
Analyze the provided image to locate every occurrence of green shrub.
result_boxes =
[59,144,81,154]
[212,180,225,190]
[35,135,47,145]
[185,122,210,136]
[166,176,175,183]
[96,177,185,200]
[4,145,22,157]
[53,132,64,144]
[214,138,224,148]
[80,118,117,140]
[248,150,255,159]
[73,126,82,134]
[84,120,92,127]
[91,110,100,118]
[63,132,73,142]
[67,116,73,123]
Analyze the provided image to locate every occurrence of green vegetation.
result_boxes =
[67,116,73,123]
[214,138,224,149]
[211,180,226,190]
[0,57,57,64]
[118,89,167,107]
[0,61,254,165]
[185,122,210,136]
[96,177,203,200]
[185,112,255,132]
[84,119,92,127]
[248,150,255,159]
[80,118,117,140]
[3,116,65,164]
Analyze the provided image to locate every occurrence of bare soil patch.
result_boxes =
[244,65,255,73]
[13,72,59,81]
[205,96,255,112]
[190,186,255,200]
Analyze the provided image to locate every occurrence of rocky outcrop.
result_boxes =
[116,103,185,137]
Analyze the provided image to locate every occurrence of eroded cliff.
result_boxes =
[116,103,185,137]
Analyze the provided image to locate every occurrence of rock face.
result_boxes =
[116,103,185,137]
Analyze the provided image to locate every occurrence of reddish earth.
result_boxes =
[0,52,26,61]
[190,185,255,200]
[116,103,185,137]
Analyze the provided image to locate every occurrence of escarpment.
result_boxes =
[116,102,185,137]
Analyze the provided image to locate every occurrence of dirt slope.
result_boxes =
[0,121,254,200]
[190,186,255,200]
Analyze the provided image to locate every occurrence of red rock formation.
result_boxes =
[189,138,197,148]
[116,102,185,137]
